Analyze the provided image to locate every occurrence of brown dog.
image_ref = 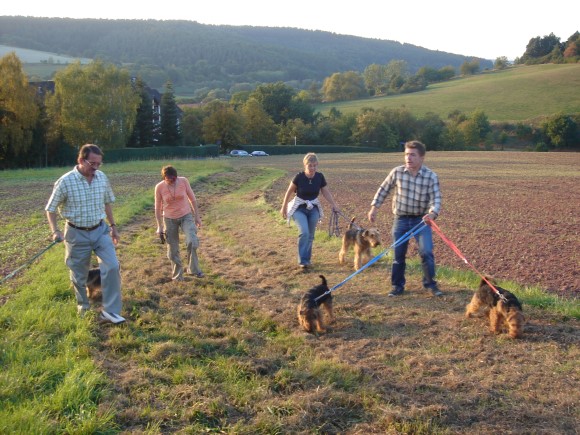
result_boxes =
[86,267,102,302]
[465,277,525,338]
[297,275,334,334]
[339,218,381,270]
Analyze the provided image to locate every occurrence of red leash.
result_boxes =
[425,217,507,302]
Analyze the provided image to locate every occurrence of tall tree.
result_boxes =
[127,77,155,147]
[239,98,278,145]
[201,101,243,152]
[160,81,182,146]
[251,82,295,124]
[321,71,367,102]
[363,63,388,95]
[181,107,204,146]
[47,60,139,149]
[0,52,39,167]
[352,109,399,150]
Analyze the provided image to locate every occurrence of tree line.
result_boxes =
[2,41,579,169]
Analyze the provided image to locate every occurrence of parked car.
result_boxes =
[230,150,250,157]
[250,150,269,156]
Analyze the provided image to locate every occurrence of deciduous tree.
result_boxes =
[47,60,139,149]
[321,71,367,102]
[240,98,278,145]
[201,101,243,152]
[0,52,39,166]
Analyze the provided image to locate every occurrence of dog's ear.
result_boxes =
[363,229,370,237]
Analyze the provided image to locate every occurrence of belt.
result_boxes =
[398,214,423,218]
[67,220,102,231]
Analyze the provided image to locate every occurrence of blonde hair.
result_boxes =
[303,152,318,166]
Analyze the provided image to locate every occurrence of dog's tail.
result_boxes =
[319,275,328,287]
[348,217,356,229]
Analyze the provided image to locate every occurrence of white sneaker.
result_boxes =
[99,311,126,324]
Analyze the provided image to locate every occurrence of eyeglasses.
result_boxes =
[85,159,103,168]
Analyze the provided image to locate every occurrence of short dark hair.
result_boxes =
[161,165,177,178]
[405,140,426,156]
[78,144,103,160]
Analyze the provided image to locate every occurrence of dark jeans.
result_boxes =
[391,216,437,290]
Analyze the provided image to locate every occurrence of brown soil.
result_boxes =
[99,159,579,433]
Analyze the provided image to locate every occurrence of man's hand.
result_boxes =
[52,230,63,243]
[110,226,120,246]
[423,212,437,226]
[367,208,377,223]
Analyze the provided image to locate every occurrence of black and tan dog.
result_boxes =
[86,267,102,302]
[297,275,334,334]
[339,217,381,270]
[465,277,525,338]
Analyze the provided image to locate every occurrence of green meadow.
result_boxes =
[315,64,580,122]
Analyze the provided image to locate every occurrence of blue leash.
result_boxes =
[315,220,428,301]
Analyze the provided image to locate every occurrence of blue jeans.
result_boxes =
[391,216,437,290]
[292,206,320,265]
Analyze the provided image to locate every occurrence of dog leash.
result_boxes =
[426,218,508,303]
[0,240,61,285]
[328,210,363,237]
[328,210,341,237]
[315,220,428,301]
[336,210,363,230]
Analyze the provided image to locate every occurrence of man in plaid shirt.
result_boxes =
[367,140,443,297]
[46,144,125,324]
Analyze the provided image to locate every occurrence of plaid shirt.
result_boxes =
[371,165,441,216]
[45,166,115,227]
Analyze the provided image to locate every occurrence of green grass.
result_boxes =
[1,44,92,64]
[315,64,580,122]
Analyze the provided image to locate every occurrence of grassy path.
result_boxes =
[96,167,579,433]
[1,163,578,433]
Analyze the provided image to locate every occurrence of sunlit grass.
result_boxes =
[315,64,580,122]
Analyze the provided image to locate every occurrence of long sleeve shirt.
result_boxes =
[371,165,441,217]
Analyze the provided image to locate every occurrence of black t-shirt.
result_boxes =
[292,172,327,201]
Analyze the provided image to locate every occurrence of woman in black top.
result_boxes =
[281,153,340,268]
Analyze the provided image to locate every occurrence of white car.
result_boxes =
[230,150,250,157]
[250,150,269,156]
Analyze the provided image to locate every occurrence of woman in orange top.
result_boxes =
[155,165,203,281]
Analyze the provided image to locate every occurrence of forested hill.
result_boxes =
[0,16,492,93]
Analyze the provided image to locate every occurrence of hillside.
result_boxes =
[0,44,91,64]
[0,16,492,94]
[315,64,580,122]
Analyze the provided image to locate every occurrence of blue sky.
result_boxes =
[3,0,578,60]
